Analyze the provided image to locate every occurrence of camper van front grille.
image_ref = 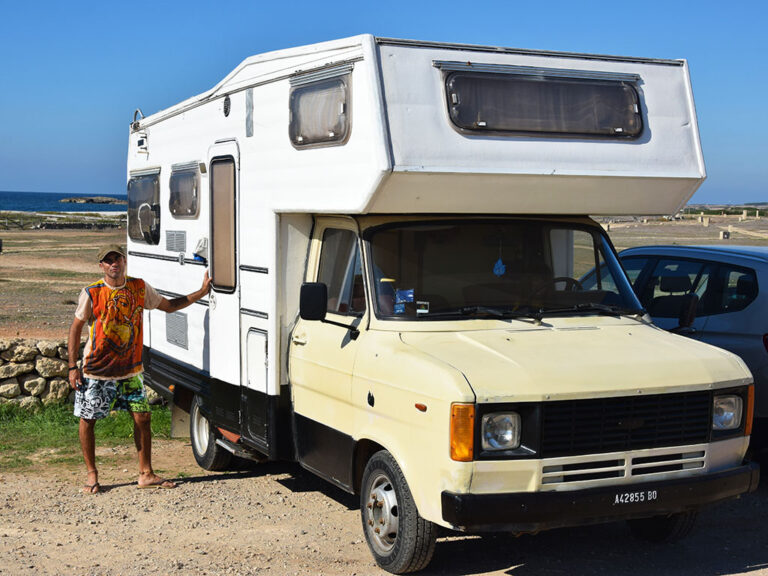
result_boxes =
[540,391,711,458]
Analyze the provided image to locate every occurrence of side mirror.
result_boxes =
[300,282,328,321]
[677,293,699,329]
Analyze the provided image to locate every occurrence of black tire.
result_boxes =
[189,396,231,471]
[360,450,436,574]
[628,511,698,543]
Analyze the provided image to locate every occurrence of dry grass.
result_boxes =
[0,227,125,339]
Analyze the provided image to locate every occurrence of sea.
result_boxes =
[0,191,127,213]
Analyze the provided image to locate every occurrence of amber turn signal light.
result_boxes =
[450,403,475,462]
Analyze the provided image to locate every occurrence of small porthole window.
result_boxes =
[223,95,231,117]
[289,72,351,148]
[169,163,200,219]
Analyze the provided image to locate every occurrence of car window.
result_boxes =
[317,228,365,316]
[714,266,758,314]
[620,256,650,288]
[643,259,713,318]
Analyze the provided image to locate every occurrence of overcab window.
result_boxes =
[169,163,200,218]
[289,70,351,148]
[443,67,642,138]
[127,170,161,245]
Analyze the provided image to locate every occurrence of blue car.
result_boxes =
[617,245,768,450]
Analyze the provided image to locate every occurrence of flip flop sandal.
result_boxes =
[138,479,176,489]
[82,483,100,494]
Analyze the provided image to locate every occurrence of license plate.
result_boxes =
[613,489,659,505]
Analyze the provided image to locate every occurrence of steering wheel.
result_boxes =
[552,276,584,291]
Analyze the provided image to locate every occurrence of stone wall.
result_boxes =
[0,338,75,408]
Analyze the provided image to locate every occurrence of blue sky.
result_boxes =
[0,0,765,205]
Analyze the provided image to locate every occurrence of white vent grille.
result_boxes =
[166,230,186,253]
[540,447,707,488]
[166,312,188,349]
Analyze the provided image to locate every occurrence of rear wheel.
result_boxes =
[628,511,698,543]
[360,451,436,574]
[189,396,231,471]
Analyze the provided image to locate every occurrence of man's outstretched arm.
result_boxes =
[157,271,212,314]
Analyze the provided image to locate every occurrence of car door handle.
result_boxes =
[292,333,307,345]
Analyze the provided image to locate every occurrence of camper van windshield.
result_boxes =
[366,219,641,319]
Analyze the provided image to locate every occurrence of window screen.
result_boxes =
[127,172,160,244]
[446,72,642,138]
[317,229,365,315]
[289,75,350,148]
[169,164,200,218]
[210,158,236,291]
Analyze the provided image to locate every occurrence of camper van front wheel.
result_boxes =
[190,396,232,471]
[360,451,436,574]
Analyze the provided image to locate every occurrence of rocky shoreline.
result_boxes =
[60,196,127,205]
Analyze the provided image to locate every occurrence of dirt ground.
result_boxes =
[0,440,767,576]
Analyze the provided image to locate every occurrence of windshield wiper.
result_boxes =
[425,306,542,322]
[537,303,644,318]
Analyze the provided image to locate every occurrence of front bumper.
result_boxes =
[442,461,760,532]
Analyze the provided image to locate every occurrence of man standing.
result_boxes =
[68,244,211,493]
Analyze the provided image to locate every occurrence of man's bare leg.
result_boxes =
[79,418,99,493]
[132,411,176,488]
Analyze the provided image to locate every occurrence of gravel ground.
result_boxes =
[1,440,767,576]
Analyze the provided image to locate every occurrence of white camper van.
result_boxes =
[127,36,759,573]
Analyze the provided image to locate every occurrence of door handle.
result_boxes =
[292,333,307,345]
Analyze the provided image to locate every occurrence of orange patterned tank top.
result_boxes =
[82,277,146,379]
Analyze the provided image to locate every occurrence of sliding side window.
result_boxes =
[442,65,642,138]
[289,69,351,148]
[127,170,161,245]
[169,162,200,218]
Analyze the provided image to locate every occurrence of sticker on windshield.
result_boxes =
[416,301,429,315]
[394,302,406,314]
[396,289,414,303]
[493,258,506,277]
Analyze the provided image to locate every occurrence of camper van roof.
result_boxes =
[133,34,684,129]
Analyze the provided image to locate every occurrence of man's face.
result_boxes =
[99,253,126,281]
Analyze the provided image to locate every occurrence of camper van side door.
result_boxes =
[206,141,241,430]
[289,219,365,490]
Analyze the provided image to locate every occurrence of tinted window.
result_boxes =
[714,266,758,314]
[620,256,651,288]
[317,229,365,316]
[127,172,160,245]
[643,259,714,318]
[446,72,641,138]
[289,74,350,148]
[169,165,200,218]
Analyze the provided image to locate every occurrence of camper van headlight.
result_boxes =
[481,412,521,450]
[713,395,743,430]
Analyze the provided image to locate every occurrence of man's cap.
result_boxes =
[97,244,126,262]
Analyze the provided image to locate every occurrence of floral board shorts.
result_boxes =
[73,374,150,420]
